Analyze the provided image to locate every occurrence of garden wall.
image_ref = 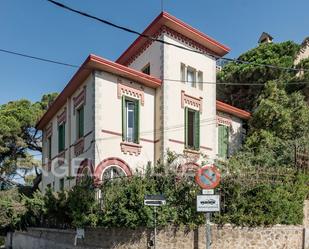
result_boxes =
[7,200,309,249]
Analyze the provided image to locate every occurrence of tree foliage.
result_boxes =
[0,93,58,188]
[217,41,301,110]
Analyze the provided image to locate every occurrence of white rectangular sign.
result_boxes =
[196,195,220,212]
[202,189,214,195]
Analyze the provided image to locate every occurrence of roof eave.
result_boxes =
[36,55,161,130]
[116,12,230,65]
[216,100,251,120]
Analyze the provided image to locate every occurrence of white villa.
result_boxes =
[37,12,250,192]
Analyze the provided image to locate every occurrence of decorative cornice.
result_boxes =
[117,80,145,105]
[125,26,219,66]
[73,87,86,112]
[181,90,203,112]
[74,138,85,157]
[217,115,232,127]
[57,108,67,125]
[120,142,142,156]
[58,151,65,166]
[45,123,52,138]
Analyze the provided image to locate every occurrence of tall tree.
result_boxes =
[217,41,300,111]
[0,93,58,189]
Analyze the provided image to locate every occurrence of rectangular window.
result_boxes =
[47,137,52,160]
[58,123,65,152]
[185,107,200,150]
[198,71,203,90]
[187,67,196,88]
[76,105,84,139]
[122,96,140,143]
[142,63,150,75]
[59,178,64,191]
[218,124,229,159]
[181,63,186,83]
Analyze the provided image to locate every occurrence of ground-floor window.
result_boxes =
[102,166,126,181]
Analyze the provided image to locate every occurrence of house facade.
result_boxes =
[37,12,250,192]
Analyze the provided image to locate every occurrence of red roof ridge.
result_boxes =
[216,100,251,120]
[116,11,230,65]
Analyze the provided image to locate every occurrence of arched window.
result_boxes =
[94,157,132,185]
[80,167,91,181]
[102,166,126,181]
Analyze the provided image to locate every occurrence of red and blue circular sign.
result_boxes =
[195,165,221,189]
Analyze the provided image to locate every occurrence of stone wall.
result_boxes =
[7,200,309,249]
[8,225,306,249]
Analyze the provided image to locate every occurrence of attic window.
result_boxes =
[142,63,150,75]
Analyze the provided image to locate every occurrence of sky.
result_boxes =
[0,0,309,105]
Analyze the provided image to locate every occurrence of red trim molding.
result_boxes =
[216,115,232,126]
[101,129,122,137]
[36,55,161,130]
[117,12,230,66]
[216,100,251,120]
[102,129,158,144]
[94,157,132,184]
[178,162,199,173]
[169,139,184,145]
[120,142,142,156]
[73,87,86,112]
[57,151,65,166]
[140,138,160,144]
[45,123,52,138]
[117,80,145,105]
[76,159,94,183]
[57,108,67,125]
[200,146,213,151]
[181,90,203,112]
[74,138,85,156]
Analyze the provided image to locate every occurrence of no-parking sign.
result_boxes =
[195,165,221,189]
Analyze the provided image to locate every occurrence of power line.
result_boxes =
[0,48,78,68]
[46,0,309,73]
[1,47,309,86]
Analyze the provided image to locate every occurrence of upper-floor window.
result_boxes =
[58,123,65,152]
[185,107,200,150]
[187,67,196,88]
[47,136,52,160]
[142,63,150,75]
[122,96,140,143]
[76,105,84,139]
[218,124,229,159]
[198,71,203,90]
[180,63,203,90]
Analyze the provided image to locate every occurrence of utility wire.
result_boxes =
[46,0,309,73]
[1,47,309,86]
[0,48,78,68]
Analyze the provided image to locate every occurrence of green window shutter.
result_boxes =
[48,137,52,160]
[121,96,126,141]
[62,123,65,152]
[184,107,188,148]
[218,125,228,159]
[134,99,140,143]
[79,106,84,138]
[194,111,200,150]
[223,125,229,158]
[58,123,65,152]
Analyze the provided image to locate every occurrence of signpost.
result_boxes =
[144,195,166,249]
[195,165,221,249]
